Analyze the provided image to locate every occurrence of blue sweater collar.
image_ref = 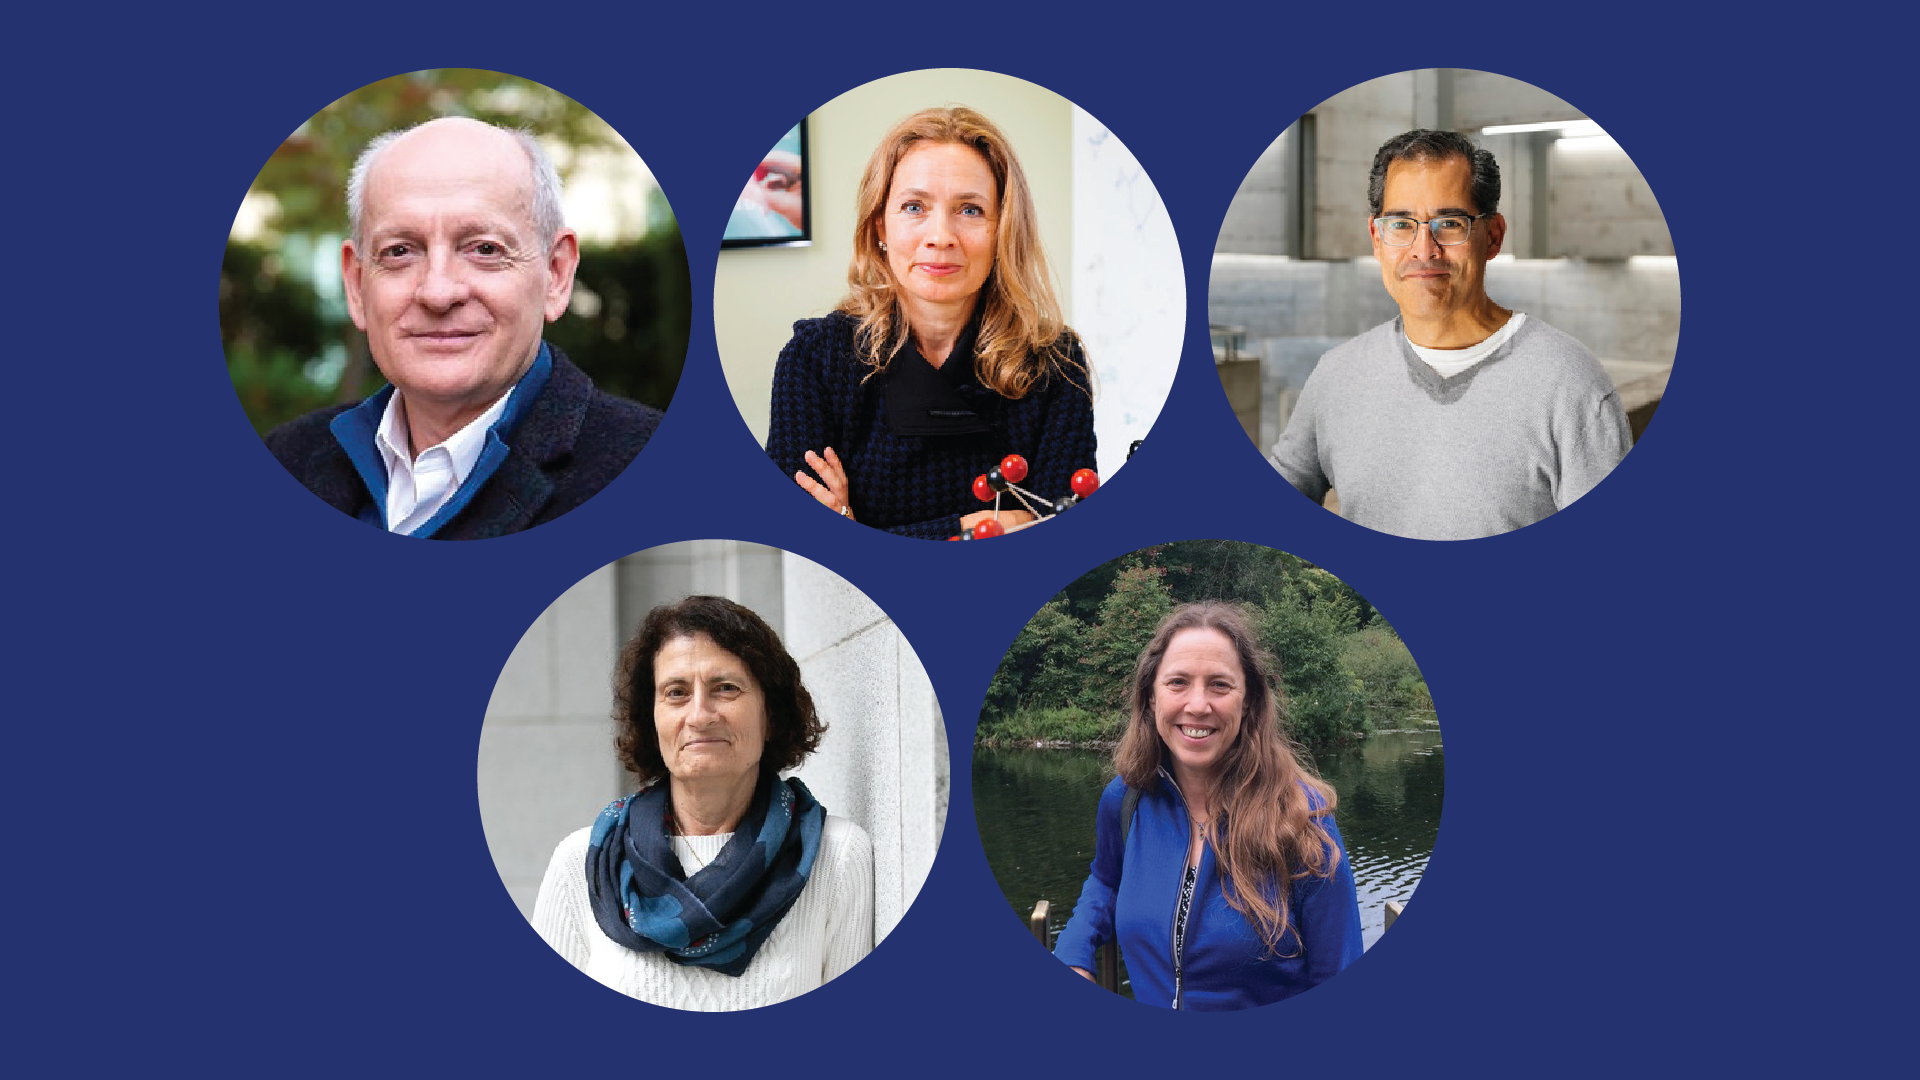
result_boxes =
[327,343,555,537]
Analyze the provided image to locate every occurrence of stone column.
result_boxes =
[780,552,947,943]
[477,564,626,919]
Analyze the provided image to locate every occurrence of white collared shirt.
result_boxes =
[1407,312,1528,378]
[374,390,514,535]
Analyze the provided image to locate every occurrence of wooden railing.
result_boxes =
[1031,900,1121,993]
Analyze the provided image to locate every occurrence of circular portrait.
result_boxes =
[224,68,691,539]
[714,68,1183,541]
[477,541,947,1011]
[1209,68,1679,541]
[974,540,1443,1010]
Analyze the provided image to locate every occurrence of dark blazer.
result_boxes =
[265,345,660,540]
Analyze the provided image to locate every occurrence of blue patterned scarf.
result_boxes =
[585,774,825,976]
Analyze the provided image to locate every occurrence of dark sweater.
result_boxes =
[767,312,1097,540]
[265,344,660,540]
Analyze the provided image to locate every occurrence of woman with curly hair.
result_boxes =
[768,106,1096,539]
[532,596,873,1010]
[1053,601,1363,1009]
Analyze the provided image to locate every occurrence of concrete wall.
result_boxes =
[1214,128,1290,256]
[1480,256,1681,370]
[1216,69,1675,262]
[1309,70,1422,260]
[1549,135,1674,257]
[1451,70,1580,129]
[779,553,947,941]
[714,70,1074,447]
[476,542,948,947]
[1209,256,1397,342]
[478,564,626,919]
[614,540,784,637]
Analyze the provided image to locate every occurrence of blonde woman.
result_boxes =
[768,107,1095,539]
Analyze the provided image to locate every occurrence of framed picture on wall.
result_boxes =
[723,119,810,248]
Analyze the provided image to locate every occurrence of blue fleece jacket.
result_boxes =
[1053,774,1363,1010]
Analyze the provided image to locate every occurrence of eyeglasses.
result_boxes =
[1372,212,1493,247]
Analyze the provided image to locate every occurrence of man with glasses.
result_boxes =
[1267,129,1629,540]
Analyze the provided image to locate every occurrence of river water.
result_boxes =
[972,722,1442,993]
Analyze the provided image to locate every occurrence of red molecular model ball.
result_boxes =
[999,454,1029,484]
[971,475,994,502]
[972,518,1005,539]
[1070,469,1100,498]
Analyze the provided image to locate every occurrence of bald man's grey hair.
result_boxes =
[346,121,566,254]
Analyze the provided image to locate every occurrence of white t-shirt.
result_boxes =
[1407,312,1528,378]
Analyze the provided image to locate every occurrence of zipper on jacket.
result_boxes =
[1161,767,1195,1011]
[1171,863,1200,1010]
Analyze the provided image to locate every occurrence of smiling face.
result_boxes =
[341,119,578,425]
[653,633,769,785]
[1370,154,1505,325]
[880,142,999,319]
[1152,628,1247,785]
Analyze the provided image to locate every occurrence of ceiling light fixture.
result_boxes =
[1480,119,1605,139]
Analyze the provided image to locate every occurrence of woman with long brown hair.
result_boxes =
[767,106,1096,539]
[1053,602,1362,1009]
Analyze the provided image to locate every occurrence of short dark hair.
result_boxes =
[613,596,825,786]
[1367,129,1500,218]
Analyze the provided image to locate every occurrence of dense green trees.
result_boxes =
[978,542,1430,751]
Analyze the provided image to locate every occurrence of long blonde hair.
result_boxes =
[838,106,1079,400]
[1113,602,1341,957]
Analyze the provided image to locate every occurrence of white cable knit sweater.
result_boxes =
[532,815,874,1011]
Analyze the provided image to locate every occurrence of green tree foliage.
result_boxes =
[1079,559,1174,712]
[1157,539,1300,607]
[1053,552,1129,620]
[546,226,690,409]
[976,706,1112,745]
[984,600,1088,720]
[1341,626,1433,712]
[1260,578,1369,748]
[1056,541,1304,617]
[1294,567,1363,633]
[985,544,1397,752]
[221,243,337,435]
[249,71,619,237]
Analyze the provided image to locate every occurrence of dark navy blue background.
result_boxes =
[14,4,1902,1076]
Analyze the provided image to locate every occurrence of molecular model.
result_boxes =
[949,455,1099,540]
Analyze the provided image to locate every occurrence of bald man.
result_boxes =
[266,118,661,539]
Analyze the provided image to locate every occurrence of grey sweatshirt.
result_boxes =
[1268,315,1629,541]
